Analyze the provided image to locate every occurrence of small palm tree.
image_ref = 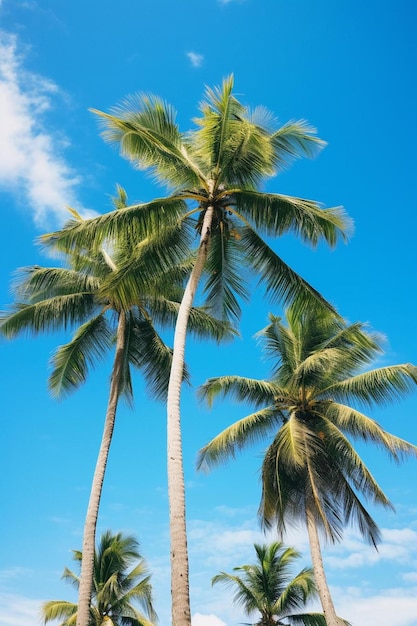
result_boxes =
[198,307,417,626]
[212,542,347,626]
[42,530,157,626]
[0,188,231,626]
[41,77,351,626]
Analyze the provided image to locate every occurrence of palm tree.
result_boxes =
[40,76,352,626]
[42,530,157,626]
[198,307,417,626]
[212,542,347,626]
[0,188,232,626]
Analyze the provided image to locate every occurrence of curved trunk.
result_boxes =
[306,509,342,626]
[76,312,127,626]
[167,205,214,626]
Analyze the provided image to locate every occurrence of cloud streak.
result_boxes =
[0,592,42,626]
[0,31,85,227]
[186,51,204,68]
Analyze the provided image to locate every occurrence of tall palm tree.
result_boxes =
[212,542,347,626]
[42,530,157,626]
[40,77,352,626]
[0,188,232,626]
[198,307,417,626]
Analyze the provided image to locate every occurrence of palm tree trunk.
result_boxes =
[305,509,342,626]
[76,312,127,626]
[167,205,214,626]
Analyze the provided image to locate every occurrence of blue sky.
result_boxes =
[1,1,417,625]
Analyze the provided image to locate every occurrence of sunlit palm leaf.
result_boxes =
[39,196,187,255]
[203,224,249,321]
[328,364,417,406]
[0,293,98,337]
[197,405,280,471]
[233,190,352,245]
[240,228,336,316]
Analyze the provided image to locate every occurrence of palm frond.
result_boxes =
[326,402,417,460]
[271,119,326,170]
[0,293,98,338]
[127,315,186,400]
[49,314,113,396]
[202,222,250,321]
[92,96,203,189]
[39,196,187,256]
[240,227,337,316]
[329,364,417,406]
[42,600,78,625]
[99,221,193,311]
[233,189,352,246]
[284,613,336,626]
[10,266,101,302]
[198,375,278,408]
[197,405,280,471]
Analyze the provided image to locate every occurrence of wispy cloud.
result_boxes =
[0,31,88,227]
[0,592,42,626]
[186,51,204,68]
[324,526,417,570]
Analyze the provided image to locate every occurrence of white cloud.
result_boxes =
[0,592,43,626]
[324,526,417,570]
[0,31,89,227]
[186,51,204,68]
[333,587,417,626]
[193,613,227,626]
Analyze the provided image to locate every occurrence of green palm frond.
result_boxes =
[326,402,417,459]
[198,375,278,408]
[127,315,182,401]
[240,227,336,316]
[11,266,100,302]
[328,364,417,406]
[39,196,187,255]
[49,314,113,396]
[92,96,202,189]
[271,119,326,168]
[42,600,78,625]
[256,314,300,383]
[0,292,98,337]
[202,223,250,322]
[194,75,264,183]
[233,190,352,245]
[284,613,337,626]
[274,566,316,614]
[99,220,194,311]
[61,566,80,590]
[197,405,281,471]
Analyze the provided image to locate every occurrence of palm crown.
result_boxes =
[212,542,339,626]
[42,530,157,626]
[198,307,417,545]
[0,190,230,400]
[43,76,352,322]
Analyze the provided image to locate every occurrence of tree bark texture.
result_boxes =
[167,205,214,626]
[306,509,343,626]
[76,312,126,626]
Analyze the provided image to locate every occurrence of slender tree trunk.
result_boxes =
[167,205,214,626]
[306,509,342,626]
[76,312,127,626]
